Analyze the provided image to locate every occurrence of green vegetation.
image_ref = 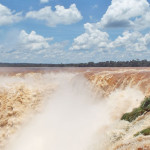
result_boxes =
[121,97,150,122]
[140,97,150,111]
[121,108,145,122]
[134,127,150,137]
[0,59,150,67]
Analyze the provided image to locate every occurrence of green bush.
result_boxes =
[121,107,145,122]
[141,97,150,111]
[134,127,150,137]
[121,97,150,122]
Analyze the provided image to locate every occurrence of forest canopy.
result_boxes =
[0,60,150,67]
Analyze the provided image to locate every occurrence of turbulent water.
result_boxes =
[0,67,150,150]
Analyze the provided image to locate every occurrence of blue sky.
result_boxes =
[0,0,150,63]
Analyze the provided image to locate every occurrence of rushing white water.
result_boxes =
[5,72,145,150]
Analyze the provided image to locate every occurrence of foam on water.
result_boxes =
[4,72,145,150]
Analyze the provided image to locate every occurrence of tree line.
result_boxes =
[0,60,150,67]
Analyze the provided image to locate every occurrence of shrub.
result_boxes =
[140,97,150,111]
[121,97,150,122]
[134,127,150,137]
[121,107,145,122]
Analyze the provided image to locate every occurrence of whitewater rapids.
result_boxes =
[0,68,150,150]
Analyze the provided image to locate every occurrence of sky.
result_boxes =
[0,0,150,63]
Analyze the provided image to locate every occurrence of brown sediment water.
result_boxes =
[0,67,150,150]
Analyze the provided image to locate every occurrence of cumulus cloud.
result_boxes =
[98,0,150,30]
[0,3,22,26]
[70,23,150,53]
[70,0,150,52]
[1,29,150,63]
[19,30,53,51]
[110,31,150,51]
[17,30,69,59]
[40,0,49,3]
[26,4,83,27]
[70,23,109,51]
[0,30,69,63]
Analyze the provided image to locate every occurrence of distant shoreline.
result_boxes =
[0,60,150,67]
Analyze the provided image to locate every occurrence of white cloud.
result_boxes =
[40,0,49,3]
[11,30,68,61]
[0,3,22,26]
[70,23,150,53]
[0,29,69,63]
[26,4,83,27]
[1,29,150,63]
[19,30,53,51]
[110,31,150,51]
[70,23,109,51]
[98,0,150,30]
[70,0,150,53]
